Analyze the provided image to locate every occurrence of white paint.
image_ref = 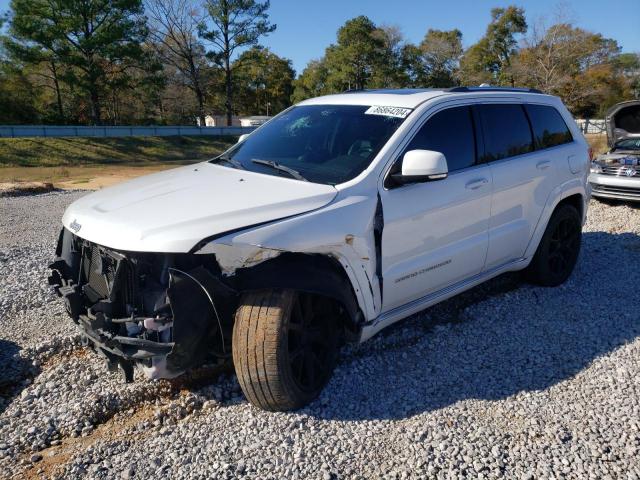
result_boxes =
[61,89,590,342]
[62,163,337,252]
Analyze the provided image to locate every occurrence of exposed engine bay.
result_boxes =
[48,228,236,381]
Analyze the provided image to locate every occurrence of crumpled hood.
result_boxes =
[62,162,338,252]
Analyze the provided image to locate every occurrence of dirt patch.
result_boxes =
[40,347,91,370]
[21,402,160,479]
[0,182,55,197]
[16,360,232,478]
[55,166,173,190]
[0,164,178,190]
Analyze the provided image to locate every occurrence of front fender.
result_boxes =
[195,194,381,321]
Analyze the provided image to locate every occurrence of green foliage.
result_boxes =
[146,0,211,126]
[200,0,276,125]
[409,29,463,87]
[0,2,636,125]
[292,59,330,103]
[324,16,386,91]
[0,62,40,123]
[0,135,236,167]
[8,0,152,124]
[459,6,527,85]
[512,23,631,116]
[292,16,400,101]
[232,46,294,115]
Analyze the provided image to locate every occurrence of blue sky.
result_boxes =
[1,0,638,74]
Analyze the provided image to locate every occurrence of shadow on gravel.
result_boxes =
[593,198,640,210]
[0,339,36,415]
[305,231,640,421]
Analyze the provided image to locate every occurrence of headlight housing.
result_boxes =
[590,162,603,174]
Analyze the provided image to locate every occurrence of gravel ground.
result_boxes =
[0,191,639,479]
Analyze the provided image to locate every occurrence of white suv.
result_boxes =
[49,87,590,411]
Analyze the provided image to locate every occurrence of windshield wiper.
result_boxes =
[251,159,308,181]
[211,156,245,170]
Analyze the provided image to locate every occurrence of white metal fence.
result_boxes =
[0,125,256,138]
[575,119,606,135]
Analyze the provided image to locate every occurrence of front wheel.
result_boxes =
[525,204,582,287]
[232,290,339,411]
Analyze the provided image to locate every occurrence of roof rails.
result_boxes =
[340,86,544,95]
[446,86,544,94]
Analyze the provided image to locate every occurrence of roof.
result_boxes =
[297,87,549,109]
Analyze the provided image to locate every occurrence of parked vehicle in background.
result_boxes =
[590,100,640,202]
[49,87,590,411]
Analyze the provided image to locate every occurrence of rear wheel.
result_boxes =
[232,289,339,411]
[525,204,582,286]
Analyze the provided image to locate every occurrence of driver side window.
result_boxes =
[404,106,478,172]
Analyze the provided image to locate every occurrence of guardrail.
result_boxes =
[0,125,256,138]
[575,119,606,135]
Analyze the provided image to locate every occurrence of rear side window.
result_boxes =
[405,106,476,172]
[525,104,573,149]
[478,104,533,162]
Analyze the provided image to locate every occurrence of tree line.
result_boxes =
[0,2,638,126]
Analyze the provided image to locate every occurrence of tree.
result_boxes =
[0,61,40,123]
[8,0,150,124]
[200,0,276,126]
[396,29,463,88]
[459,6,527,85]
[369,24,406,88]
[511,22,626,116]
[292,59,329,103]
[418,29,462,87]
[232,46,294,115]
[3,37,67,122]
[147,0,211,126]
[323,16,387,91]
[614,52,640,98]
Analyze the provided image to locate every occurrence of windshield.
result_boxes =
[212,105,409,185]
[614,138,640,151]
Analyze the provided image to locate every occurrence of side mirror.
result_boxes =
[392,149,448,185]
[238,133,249,143]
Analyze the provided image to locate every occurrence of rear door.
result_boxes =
[477,103,564,269]
[380,105,492,311]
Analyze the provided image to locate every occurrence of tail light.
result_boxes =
[588,147,594,162]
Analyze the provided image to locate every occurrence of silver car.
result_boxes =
[589,100,640,201]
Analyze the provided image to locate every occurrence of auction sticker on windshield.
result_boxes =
[365,106,412,118]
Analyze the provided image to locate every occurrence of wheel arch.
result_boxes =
[231,252,364,340]
[556,192,585,221]
[524,187,587,260]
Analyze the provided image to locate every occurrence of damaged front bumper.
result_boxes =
[48,228,236,381]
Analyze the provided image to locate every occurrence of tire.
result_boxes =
[525,204,582,287]
[232,289,339,411]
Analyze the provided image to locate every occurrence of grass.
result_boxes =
[0,135,237,186]
[585,133,608,155]
[0,135,236,167]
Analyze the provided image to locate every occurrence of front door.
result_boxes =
[379,105,492,312]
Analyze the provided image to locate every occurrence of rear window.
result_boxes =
[478,104,534,162]
[525,104,573,149]
[404,106,476,172]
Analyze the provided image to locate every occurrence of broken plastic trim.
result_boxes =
[49,228,236,382]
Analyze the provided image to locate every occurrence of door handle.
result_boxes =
[465,178,489,190]
[536,160,552,170]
